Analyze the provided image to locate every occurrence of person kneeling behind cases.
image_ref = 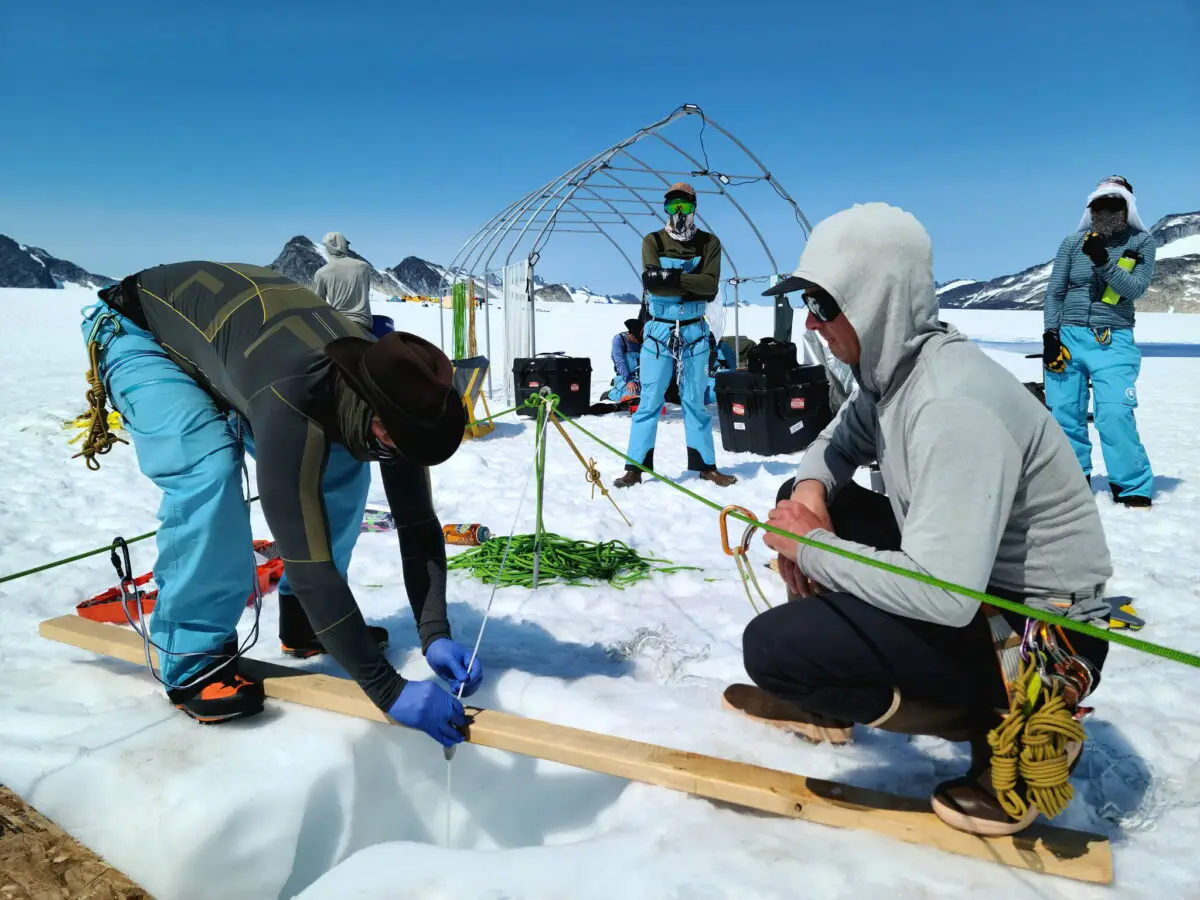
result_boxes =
[729,203,1114,836]
[80,262,482,748]
[607,318,643,404]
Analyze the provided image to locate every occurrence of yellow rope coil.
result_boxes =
[71,342,128,470]
[987,658,1086,821]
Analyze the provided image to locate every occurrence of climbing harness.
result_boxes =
[644,318,710,394]
[718,505,772,614]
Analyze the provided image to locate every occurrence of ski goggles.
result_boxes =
[664,198,696,216]
[803,290,841,323]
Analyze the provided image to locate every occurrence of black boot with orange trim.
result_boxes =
[278,592,389,659]
[166,652,265,725]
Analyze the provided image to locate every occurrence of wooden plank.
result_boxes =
[40,614,1113,885]
[1,784,150,899]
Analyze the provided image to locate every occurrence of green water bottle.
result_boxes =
[1100,250,1140,306]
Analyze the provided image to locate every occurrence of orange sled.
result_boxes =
[76,540,284,624]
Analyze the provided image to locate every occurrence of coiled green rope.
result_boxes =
[446,533,698,590]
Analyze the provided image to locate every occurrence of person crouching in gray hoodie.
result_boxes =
[726,203,1115,837]
[313,231,374,331]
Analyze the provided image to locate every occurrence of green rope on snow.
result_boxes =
[445,390,697,591]
[0,495,260,587]
[447,533,699,590]
[478,403,520,423]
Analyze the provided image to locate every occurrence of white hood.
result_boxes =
[1075,180,1147,233]
[323,231,350,257]
[787,202,964,403]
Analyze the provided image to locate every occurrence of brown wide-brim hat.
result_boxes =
[324,331,466,466]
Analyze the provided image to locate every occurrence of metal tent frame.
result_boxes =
[437,104,815,399]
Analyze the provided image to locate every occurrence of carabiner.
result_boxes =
[719,505,758,556]
[718,506,774,614]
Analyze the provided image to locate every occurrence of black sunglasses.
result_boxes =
[804,291,841,323]
[1089,196,1127,213]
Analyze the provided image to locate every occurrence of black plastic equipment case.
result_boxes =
[716,364,832,456]
[745,338,799,387]
[513,353,593,417]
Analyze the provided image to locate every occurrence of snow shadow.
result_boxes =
[1089,473,1184,498]
[794,715,1152,842]
[476,419,528,439]
[1075,719,1156,840]
[375,601,637,683]
[688,459,797,483]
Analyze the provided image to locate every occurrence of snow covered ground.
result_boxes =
[1,287,1199,899]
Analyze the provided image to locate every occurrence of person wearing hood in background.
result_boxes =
[725,203,1114,837]
[615,183,736,488]
[313,232,374,332]
[1042,176,1157,508]
[76,262,482,747]
[607,318,643,405]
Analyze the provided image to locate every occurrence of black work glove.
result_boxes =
[642,266,682,291]
[1082,232,1108,266]
[1042,329,1071,374]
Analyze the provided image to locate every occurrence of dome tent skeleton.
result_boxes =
[436,105,818,401]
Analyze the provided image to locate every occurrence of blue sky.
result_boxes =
[3,0,1197,297]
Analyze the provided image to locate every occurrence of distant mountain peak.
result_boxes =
[0,235,116,290]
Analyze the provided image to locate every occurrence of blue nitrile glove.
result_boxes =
[387,681,468,747]
[424,637,484,697]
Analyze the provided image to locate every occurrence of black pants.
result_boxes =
[743,480,1096,725]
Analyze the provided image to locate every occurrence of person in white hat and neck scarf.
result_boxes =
[1042,176,1157,508]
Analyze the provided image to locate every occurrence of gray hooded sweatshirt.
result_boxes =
[789,203,1112,628]
[312,232,373,329]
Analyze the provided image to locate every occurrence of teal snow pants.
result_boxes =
[79,301,370,689]
[1044,324,1153,499]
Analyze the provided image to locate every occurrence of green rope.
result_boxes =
[447,533,699,590]
[478,404,520,423]
[0,496,259,587]
[0,529,157,586]
[551,409,1200,671]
